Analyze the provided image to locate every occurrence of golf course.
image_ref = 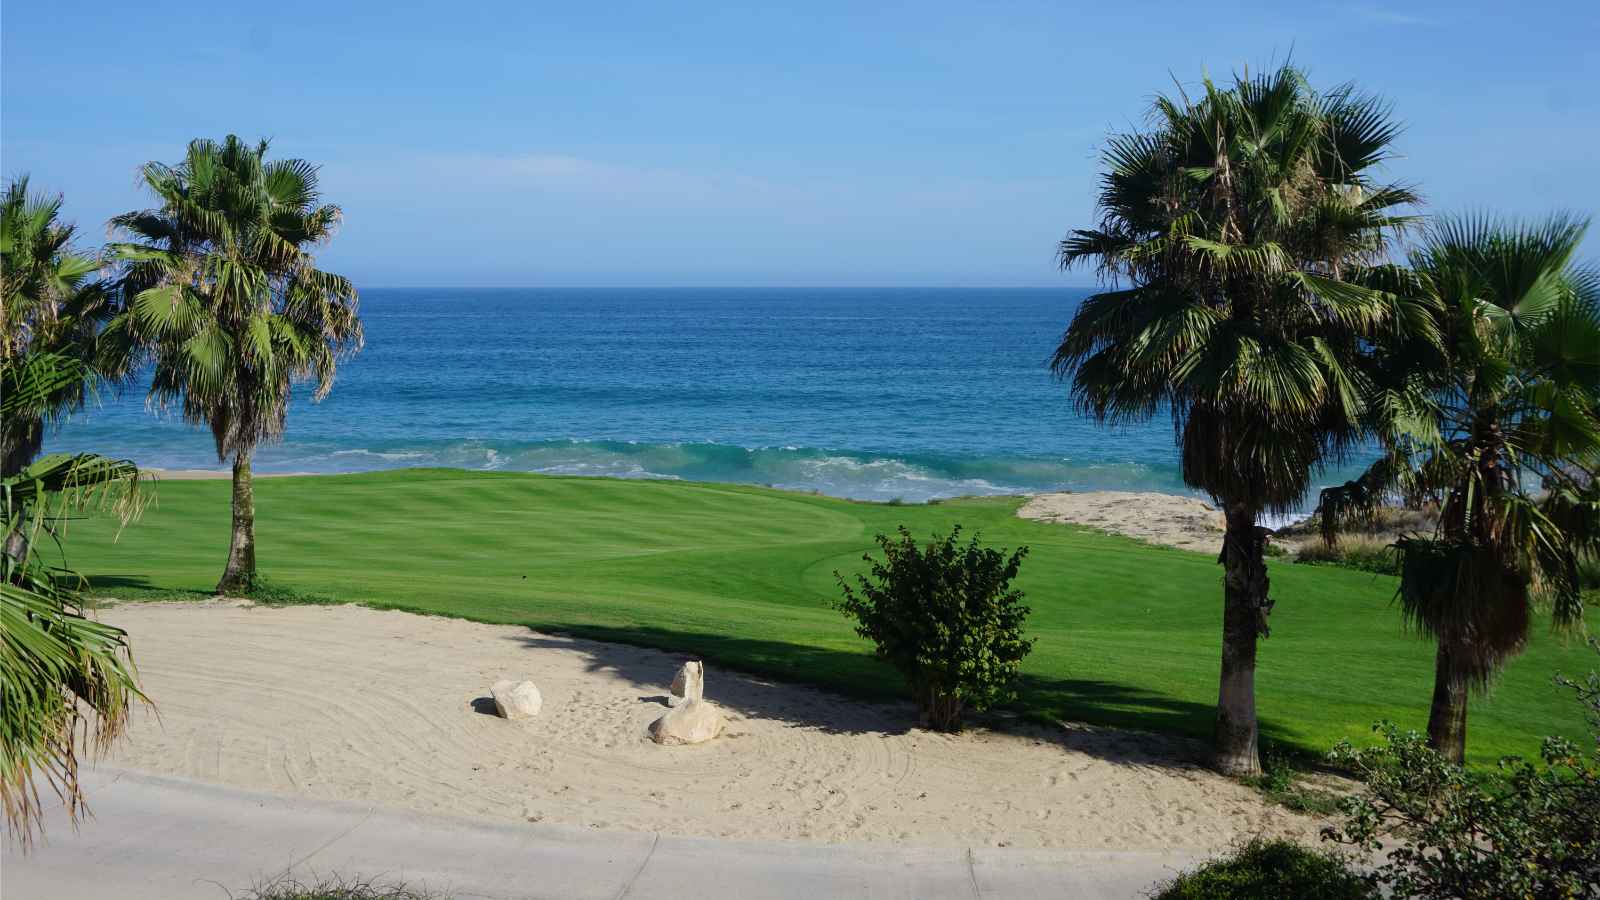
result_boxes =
[74,467,1596,766]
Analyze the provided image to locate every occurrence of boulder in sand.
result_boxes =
[648,698,724,745]
[669,660,704,706]
[490,679,543,719]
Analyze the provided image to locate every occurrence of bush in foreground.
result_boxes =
[1149,838,1376,900]
[836,526,1032,731]
[237,876,444,900]
[1324,640,1600,899]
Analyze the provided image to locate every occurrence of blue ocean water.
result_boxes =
[45,288,1369,507]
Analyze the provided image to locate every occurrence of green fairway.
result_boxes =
[71,468,1595,764]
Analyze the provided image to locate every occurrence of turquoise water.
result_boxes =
[46,287,1369,506]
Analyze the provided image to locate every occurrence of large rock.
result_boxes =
[490,679,543,719]
[648,698,724,745]
[669,660,704,707]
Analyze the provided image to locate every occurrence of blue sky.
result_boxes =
[4,1,1596,286]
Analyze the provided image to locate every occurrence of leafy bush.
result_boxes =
[835,526,1032,731]
[1324,640,1600,899]
[1150,838,1376,899]
[1293,535,1399,575]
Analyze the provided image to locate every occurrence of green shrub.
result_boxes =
[1324,639,1600,899]
[1293,535,1399,575]
[1150,838,1376,899]
[835,526,1032,731]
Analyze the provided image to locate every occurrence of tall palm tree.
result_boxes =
[107,136,363,593]
[1051,65,1427,775]
[0,177,117,479]
[1388,215,1600,763]
[1,359,147,846]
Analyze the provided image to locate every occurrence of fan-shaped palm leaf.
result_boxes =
[1051,64,1427,775]
[1382,214,1600,761]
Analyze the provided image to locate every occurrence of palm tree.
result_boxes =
[107,136,363,593]
[1388,215,1600,763]
[1,177,117,479]
[1051,65,1427,775]
[1,358,147,846]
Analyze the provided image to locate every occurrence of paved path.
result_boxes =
[2,769,1202,899]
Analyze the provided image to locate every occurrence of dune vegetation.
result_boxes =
[72,468,1595,766]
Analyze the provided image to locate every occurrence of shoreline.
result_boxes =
[147,467,318,480]
[1019,492,1227,554]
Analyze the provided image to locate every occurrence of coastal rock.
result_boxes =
[669,660,704,706]
[648,698,724,745]
[491,679,543,719]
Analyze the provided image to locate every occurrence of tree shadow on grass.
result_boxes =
[82,574,213,601]
[1011,674,1305,767]
[510,621,1270,769]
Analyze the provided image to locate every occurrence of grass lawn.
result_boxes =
[68,467,1597,765]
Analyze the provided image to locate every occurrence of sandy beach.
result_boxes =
[95,601,1317,852]
[1017,491,1226,554]
[145,468,315,480]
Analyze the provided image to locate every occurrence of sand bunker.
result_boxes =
[1018,491,1225,554]
[96,602,1314,850]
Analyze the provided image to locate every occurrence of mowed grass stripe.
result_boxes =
[75,468,1596,764]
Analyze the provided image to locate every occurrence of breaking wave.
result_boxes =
[240,438,1195,503]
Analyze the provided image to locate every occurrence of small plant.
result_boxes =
[236,876,445,900]
[1243,744,1344,816]
[1293,535,1399,575]
[241,577,341,606]
[1150,838,1376,899]
[1323,640,1600,899]
[835,526,1032,731]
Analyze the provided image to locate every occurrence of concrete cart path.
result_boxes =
[2,768,1203,899]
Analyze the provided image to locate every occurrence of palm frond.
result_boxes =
[108,136,363,462]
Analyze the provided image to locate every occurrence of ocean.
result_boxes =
[46,287,1370,508]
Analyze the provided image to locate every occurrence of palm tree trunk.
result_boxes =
[2,416,43,478]
[2,418,44,571]
[1216,503,1271,777]
[217,449,257,594]
[1427,642,1468,764]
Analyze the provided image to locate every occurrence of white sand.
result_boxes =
[145,468,313,480]
[95,601,1318,850]
[1018,492,1225,554]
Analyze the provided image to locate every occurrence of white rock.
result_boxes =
[490,679,543,719]
[648,698,724,745]
[669,660,704,707]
